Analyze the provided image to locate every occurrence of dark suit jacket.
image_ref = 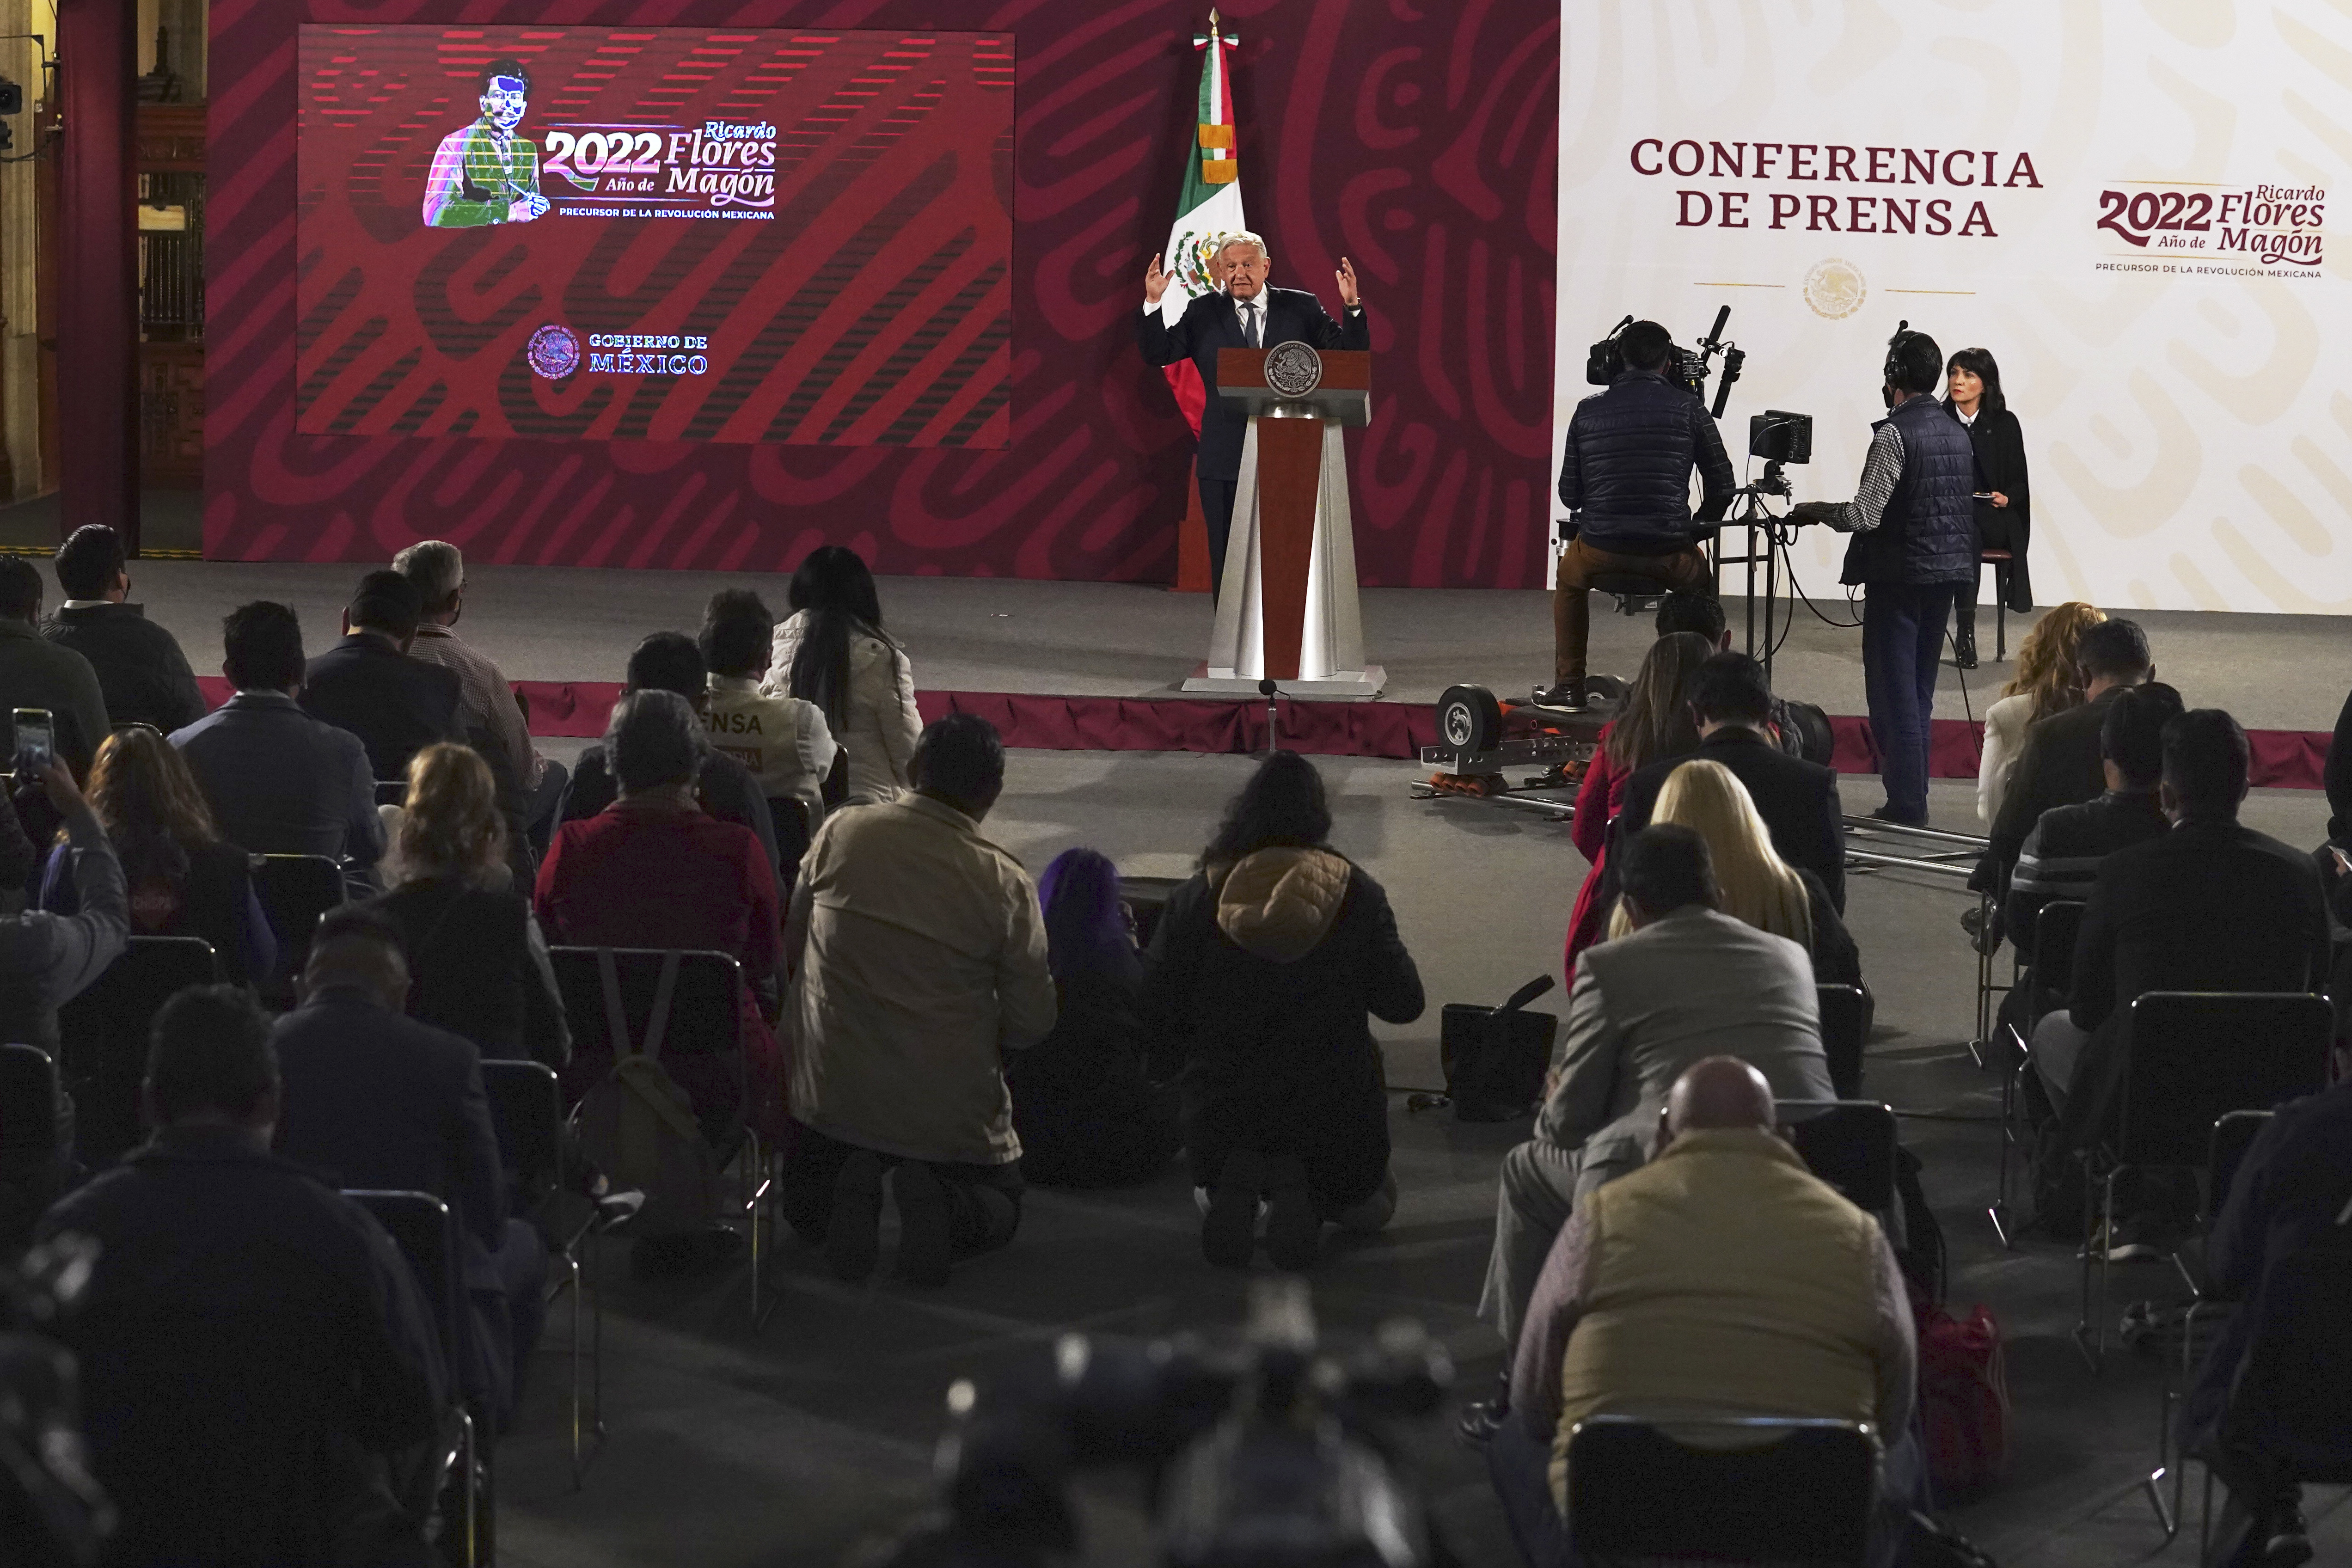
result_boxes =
[171,691,386,865]
[1135,285,1369,481]
[300,633,461,780]
[36,1125,443,1567]
[43,601,207,734]
[1617,726,1847,912]
[1979,686,2125,894]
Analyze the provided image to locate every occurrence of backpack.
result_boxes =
[1914,1291,2010,1498]
[574,950,725,1235]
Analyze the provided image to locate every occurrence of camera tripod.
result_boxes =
[1707,459,1795,686]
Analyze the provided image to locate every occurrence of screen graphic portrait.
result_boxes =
[297,26,1014,447]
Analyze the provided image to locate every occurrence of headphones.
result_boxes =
[1882,318,1922,384]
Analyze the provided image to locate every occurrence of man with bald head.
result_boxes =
[1489,1056,1920,1568]
[1138,233,1370,594]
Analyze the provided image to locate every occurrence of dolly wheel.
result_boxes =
[1436,685,1503,754]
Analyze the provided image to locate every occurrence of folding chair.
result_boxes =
[480,1059,611,1488]
[0,1043,66,1256]
[252,852,350,1002]
[346,1189,481,1568]
[1990,898,2084,1248]
[547,947,774,1323]
[1816,984,1870,1099]
[766,797,813,902]
[1120,876,1183,951]
[1565,1412,1878,1567]
[2077,992,2332,1367]
[57,936,221,1167]
[2146,1110,2273,1538]
[376,779,409,808]
[1776,1099,1899,1214]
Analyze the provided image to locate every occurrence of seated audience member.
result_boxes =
[0,554,109,777]
[2177,1077,2352,1568]
[781,715,1054,1285]
[368,743,568,1068]
[0,759,128,1050]
[762,545,921,805]
[275,906,546,1431]
[1617,652,1846,911]
[1490,1057,1919,1568]
[1142,751,1423,1270]
[1976,601,2105,827]
[551,631,783,891]
[2327,683,2351,851]
[392,539,567,851]
[1629,758,1860,987]
[1004,847,1179,1189]
[1978,615,2153,896]
[2002,683,2182,965]
[43,523,207,734]
[39,727,276,985]
[300,569,460,782]
[37,985,444,1567]
[1654,592,1825,761]
[538,688,785,1137]
[1563,631,1711,970]
[172,601,386,870]
[1476,827,1829,1362]
[2035,710,2331,1243]
[700,587,836,845]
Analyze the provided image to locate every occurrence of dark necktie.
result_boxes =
[1241,302,1261,348]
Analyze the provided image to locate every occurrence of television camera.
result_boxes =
[1587,305,1745,419]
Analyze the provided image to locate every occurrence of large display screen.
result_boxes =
[295,25,1014,447]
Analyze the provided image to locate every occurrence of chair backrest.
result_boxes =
[546,947,743,1062]
[2226,1214,2352,1482]
[1776,1099,1899,1214]
[251,853,349,978]
[2204,1110,2273,1225]
[1815,985,1868,1099]
[56,936,222,1168]
[1120,876,1183,951]
[1565,1413,1877,1567]
[344,1188,463,1374]
[0,1043,58,1172]
[2028,899,2086,1010]
[374,779,406,808]
[2119,993,2333,1169]
[479,1059,563,1200]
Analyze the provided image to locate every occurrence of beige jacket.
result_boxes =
[704,675,836,815]
[761,611,921,805]
[785,793,1055,1165]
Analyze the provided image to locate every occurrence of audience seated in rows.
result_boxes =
[0,555,110,777]
[781,714,1054,1286]
[1142,751,1423,1270]
[1617,652,1847,913]
[0,760,127,1051]
[393,540,570,856]
[42,524,207,734]
[1629,758,1861,988]
[1489,1056,1920,1568]
[1975,601,2105,828]
[2034,709,2332,1251]
[39,727,276,986]
[300,570,461,784]
[173,600,385,869]
[539,688,786,1140]
[1477,827,1831,1363]
[700,587,836,836]
[1005,847,1180,1189]
[1564,631,1709,968]
[762,545,920,805]
[1978,616,2154,898]
[552,631,784,892]
[2179,1076,2352,1568]
[37,985,445,1567]
[275,905,547,1433]
[368,743,569,1070]
[2327,683,2351,851]
[1654,591,1830,761]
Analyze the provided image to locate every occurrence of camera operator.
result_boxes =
[1549,321,1733,711]
[1791,329,1977,827]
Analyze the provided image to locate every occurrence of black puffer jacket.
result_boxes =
[1558,370,1735,553]
[1840,393,1978,586]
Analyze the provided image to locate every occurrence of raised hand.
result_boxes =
[1144,251,1171,306]
[1335,255,1360,308]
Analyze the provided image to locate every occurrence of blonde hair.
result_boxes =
[1609,759,1811,946]
[389,742,508,888]
[2002,601,2106,726]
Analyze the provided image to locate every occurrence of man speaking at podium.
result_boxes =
[1137,234,1368,595]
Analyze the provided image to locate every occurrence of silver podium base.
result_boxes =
[1181,663,1387,701]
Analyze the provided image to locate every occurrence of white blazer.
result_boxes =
[761,610,922,805]
[1977,692,2034,826]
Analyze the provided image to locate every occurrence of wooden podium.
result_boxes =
[1183,346,1384,699]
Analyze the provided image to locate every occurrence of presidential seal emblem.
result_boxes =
[1803,258,1868,320]
[1263,340,1323,398]
[526,324,582,380]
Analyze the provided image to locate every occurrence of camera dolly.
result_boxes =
[1409,682,1618,821]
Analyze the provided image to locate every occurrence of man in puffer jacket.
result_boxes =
[1550,321,1736,710]
[1794,328,1979,826]
[1140,752,1424,1270]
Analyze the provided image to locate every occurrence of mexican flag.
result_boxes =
[1156,10,1246,439]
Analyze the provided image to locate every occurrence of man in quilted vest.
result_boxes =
[1794,329,1979,826]
[1488,1056,1920,1568]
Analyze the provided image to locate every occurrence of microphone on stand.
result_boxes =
[1258,678,1280,755]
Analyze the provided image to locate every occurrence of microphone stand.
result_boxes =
[1258,678,1281,755]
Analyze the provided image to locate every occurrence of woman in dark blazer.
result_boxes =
[1944,346,2032,668]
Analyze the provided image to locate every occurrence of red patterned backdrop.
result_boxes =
[208,0,1560,585]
